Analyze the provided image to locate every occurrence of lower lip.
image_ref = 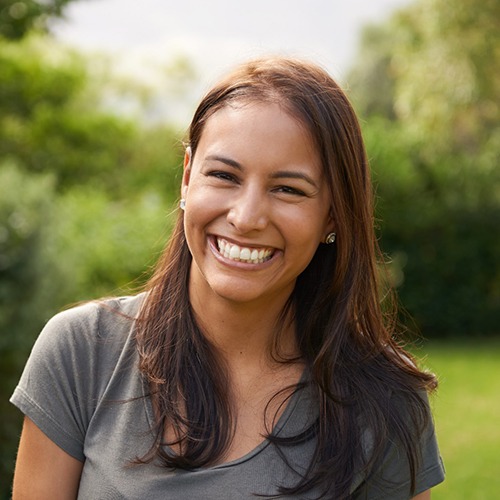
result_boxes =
[208,237,279,270]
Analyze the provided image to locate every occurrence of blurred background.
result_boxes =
[0,0,498,498]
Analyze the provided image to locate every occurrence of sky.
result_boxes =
[51,0,413,124]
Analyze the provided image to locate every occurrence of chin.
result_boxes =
[208,275,293,308]
[210,283,265,305]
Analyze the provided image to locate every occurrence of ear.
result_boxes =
[181,147,192,200]
[325,209,336,234]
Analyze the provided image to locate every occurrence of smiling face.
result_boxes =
[182,101,334,309]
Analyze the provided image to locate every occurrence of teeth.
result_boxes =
[229,245,240,259]
[240,248,251,260]
[216,238,273,264]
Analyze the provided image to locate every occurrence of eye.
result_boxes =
[207,170,239,183]
[274,185,307,196]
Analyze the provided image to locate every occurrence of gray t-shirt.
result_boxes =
[11,295,444,499]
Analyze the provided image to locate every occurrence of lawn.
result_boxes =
[416,339,500,500]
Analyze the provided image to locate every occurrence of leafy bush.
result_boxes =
[0,164,176,493]
[0,163,57,494]
[0,34,185,494]
[363,118,500,336]
[349,0,500,337]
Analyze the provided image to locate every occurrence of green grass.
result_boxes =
[416,340,500,500]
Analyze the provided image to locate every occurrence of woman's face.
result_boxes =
[182,101,334,308]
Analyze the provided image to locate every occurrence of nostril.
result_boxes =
[226,201,268,233]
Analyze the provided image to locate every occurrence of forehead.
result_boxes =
[196,101,319,162]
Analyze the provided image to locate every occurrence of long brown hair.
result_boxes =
[135,57,436,498]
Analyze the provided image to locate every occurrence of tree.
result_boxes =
[348,0,500,336]
[0,32,186,496]
[0,0,75,39]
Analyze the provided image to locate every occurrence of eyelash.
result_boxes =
[207,171,307,196]
[208,171,238,183]
[274,186,306,196]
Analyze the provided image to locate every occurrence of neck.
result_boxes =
[189,287,298,368]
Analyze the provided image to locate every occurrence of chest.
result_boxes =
[78,376,321,499]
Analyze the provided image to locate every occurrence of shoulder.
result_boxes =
[356,388,443,498]
[45,293,144,333]
[10,294,146,461]
[23,293,146,379]
[39,294,144,345]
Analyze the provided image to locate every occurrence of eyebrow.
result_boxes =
[204,154,320,189]
[270,171,319,190]
[205,154,242,170]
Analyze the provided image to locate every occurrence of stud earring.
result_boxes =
[325,232,336,244]
[179,199,186,211]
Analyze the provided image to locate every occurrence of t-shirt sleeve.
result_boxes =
[10,302,104,462]
[352,392,445,499]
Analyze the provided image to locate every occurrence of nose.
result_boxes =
[226,186,269,234]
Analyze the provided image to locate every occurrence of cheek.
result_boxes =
[183,192,222,246]
[280,206,328,242]
[187,178,227,210]
[280,220,322,263]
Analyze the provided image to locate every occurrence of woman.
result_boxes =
[11,57,444,499]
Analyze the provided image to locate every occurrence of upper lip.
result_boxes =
[212,235,276,250]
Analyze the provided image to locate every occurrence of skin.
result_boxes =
[12,100,434,498]
[12,417,83,499]
[414,491,432,500]
[182,101,334,333]
[180,101,335,460]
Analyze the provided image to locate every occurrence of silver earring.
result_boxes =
[179,199,186,211]
[325,232,336,244]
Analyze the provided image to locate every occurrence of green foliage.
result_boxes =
[2,0,496,494]
[0,33,186,495]
[0,163,175,495]
[351,0,500,140]
[0,163,57,496]
[0,0,74,40]
[42,187,173,304]
[347,24,397,119]
[0,36,84,115]
[0,163,55,343]
[349,0,500,336]
[1,36,144,192]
